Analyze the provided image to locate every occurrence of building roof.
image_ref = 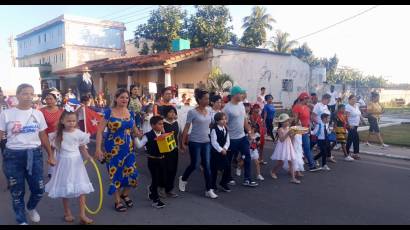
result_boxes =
[53,47,206,75]
[16,14,125,40]
[214,45,292,57]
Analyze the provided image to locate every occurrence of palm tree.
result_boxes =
[207,67,234,95]
[269,30,298,53]
[240,6,276,48]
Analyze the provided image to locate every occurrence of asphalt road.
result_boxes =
[1,142,410,225]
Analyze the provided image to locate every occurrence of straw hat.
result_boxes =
[274,113,291,123]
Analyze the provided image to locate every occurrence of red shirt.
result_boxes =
[40,107,63,134]
[292,104,311,128]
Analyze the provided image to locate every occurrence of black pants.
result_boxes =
[210,150,230,189]
[346,126,360,154]
[265,118,274,140]
[315,140,330,166]
[147,157,165,202]
[158,149,178,193]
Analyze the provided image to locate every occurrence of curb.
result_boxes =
[356,150,410,161]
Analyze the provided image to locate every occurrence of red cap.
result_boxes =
[298,92,310,100]
[252,103,260,109]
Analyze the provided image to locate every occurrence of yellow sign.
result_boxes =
[156,132,177,153]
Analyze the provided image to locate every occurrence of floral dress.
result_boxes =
[104,109,138,195]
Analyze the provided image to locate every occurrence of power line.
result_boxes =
[98,5,140,19]
[106,6,156,21]
[294,5,379,41]
[123,5,189,25]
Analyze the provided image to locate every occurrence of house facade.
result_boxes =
[54,46,321,108]
[15,14,126,89]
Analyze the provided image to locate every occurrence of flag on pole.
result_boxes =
[84,107,103,135]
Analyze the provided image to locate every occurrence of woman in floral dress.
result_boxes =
[95,88,139,212]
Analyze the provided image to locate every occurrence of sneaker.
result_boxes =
[219,184,231,192]
[242,180,258,187]
[166,191,179,198]
[19,222,28,225]
[290,179,301,184]
[334,144,341,150]
[382,144,389,148]
[344,156,354,161]
[256,174,265,181]
[158,187,166,198]
[27,209,40,223]
[178,176,187,192]
[366,142,372,146]
[205,189,218,199]
[328,156,337,163]
[235,168,241,176]
[315,160,320,167]
[228,180,236,186]
[322,165,331,171]
[152,200,165,209]
[259,160,268,165]
[309,167,321,172]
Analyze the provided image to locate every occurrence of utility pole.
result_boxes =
[8,34,16,67]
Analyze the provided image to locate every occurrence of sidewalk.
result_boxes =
[356,143,410,161]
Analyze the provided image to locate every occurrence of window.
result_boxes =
[39,58,42,64]
[282,79,293,92]
[60,53,64,62]
[44,34,46,43]
[54,55,57,63]
[47,56,50,64]
[182,83,194,89]
[38,35,41,44]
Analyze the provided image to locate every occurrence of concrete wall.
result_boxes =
[172,58,210,89]
[17,23,64,58]
[125,39,154,57]
[18,48,65,70]
[65,21,124,49]
[212,48,310,108]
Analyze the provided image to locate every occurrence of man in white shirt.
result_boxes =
[327,85,339,114]
[0,83,55,225]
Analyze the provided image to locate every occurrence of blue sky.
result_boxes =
[1,5,409,84]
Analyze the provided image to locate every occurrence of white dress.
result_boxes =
[45,129,94,198]
[271,127,296,161]
[283,134,305,172]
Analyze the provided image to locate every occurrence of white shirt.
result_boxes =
[134,130,162,149]
[311,122,331,140]
[312,102,331,124]
[210,125,230,153]
[142,113,153,134]
[0,108,47,149]
[357,99,366,107]
[208,107,220,124]
[345,104,361,126]
[328,91,339,106]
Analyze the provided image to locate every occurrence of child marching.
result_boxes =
[45,110,94,224]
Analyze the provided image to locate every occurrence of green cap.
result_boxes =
[230,86,246,96]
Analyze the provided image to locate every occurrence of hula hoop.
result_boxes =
[83,159,103,215]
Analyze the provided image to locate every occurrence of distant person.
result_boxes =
[257,87,266,106]
[327,85,339,114]
[345,95,364,160]
[262,94,276,141]
[364,92,389,148]
[65,88,76,99]
[153,87,175,117]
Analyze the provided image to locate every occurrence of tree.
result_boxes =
[240,6,276,48]
[207,67,234,95]
[134,6,187,52]
[291,43,317,66]
[228,33,239,46]
[183,5,233,48]
[319,55,339,83]
[269,30,298,53]
[139,42,150,55]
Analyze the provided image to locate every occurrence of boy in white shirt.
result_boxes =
[311,113,332,171]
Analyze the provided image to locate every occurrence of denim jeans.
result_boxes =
[228,136,251,181]
[182,142,212,191]
[2,147,44,224]
[302,133,316,169]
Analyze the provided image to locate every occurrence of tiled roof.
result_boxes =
[53,47,205,75]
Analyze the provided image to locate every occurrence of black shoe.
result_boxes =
[48,174,52,179]
[219,184,231,192]
[152,200,165,209]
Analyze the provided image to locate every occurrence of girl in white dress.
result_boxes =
[45,111,94,224]
[283,133,305,177]
[270,113,301,184]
